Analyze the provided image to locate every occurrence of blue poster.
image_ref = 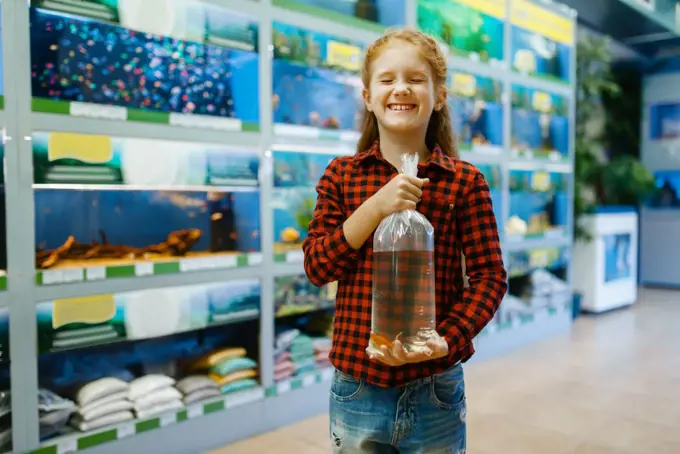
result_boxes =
[603,233,632,283]
[648,170,680,209]
[649,103,680,140]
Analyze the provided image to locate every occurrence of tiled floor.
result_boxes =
[210,288,680,454]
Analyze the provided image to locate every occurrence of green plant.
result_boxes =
[574,34,656,241]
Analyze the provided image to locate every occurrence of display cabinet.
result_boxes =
[0,0,577,453]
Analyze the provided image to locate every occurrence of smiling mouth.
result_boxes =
[388,104,416,111]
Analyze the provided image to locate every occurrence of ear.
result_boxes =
[434,85,447,111]
[362,87,373,112]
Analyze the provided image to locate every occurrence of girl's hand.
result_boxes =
[370,338,449,367]
[370,174,429,218]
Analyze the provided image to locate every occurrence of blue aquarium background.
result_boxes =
[509,170,569,232]
[272,22,363,132]
[649,103,680,140]
[476,164,502,222]
[34,189,261,253]
[511,25,572,84]
[511,85,570,159]
[272,187,317,243]
[29,7,259,123]
[278,0,406,27]
[648,170,680,209]
[603,233,632,283]
[448,72,503,150]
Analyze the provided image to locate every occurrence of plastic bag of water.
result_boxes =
[366,153,446,363]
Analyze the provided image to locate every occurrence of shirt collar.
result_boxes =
[353,139,456,173]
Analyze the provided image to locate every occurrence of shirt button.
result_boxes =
[449,204,454,210]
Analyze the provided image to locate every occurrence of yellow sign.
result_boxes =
[326,41,362,72]
[510,0,574,45]
[451,73,477,97]
[48,132,113,163]
[454,0,507,20]
[52,294,116,329]
[531,171,551,192]
[531,91,553,113]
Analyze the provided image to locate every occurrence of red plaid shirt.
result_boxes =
[302,140,507,387]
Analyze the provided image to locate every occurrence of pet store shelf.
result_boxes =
[31,113,262,149]
[507,70,574,97]
[31,99,260,134]
[502,235,571,252]
[481,299,571,337]
[508,159,573,173]
[274,124,361,144]
[272,261,305,277]
[35,252,263,287]
[30,368,334,454]
[271,4,382,44]
[33,265,261,302]
[272,0,387,33]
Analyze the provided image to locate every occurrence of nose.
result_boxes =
[393,80,410,95]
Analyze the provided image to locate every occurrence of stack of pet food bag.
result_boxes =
[184,347,259,397]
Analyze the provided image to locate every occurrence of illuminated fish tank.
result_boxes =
[32,131,261,285]
[273,0,406,28]
[271,150,344,262]
[272,22,364,141]
[649,102,680,141]
[29,0,260,130]
[274,274,336,317]
[448,70,504,155]
[510,0,573,85]
[511,85,570,162]
[417,0,505,65]
[507,169,568,241]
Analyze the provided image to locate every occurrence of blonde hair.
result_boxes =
[357,29,457,158]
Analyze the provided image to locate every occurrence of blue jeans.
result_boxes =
[329,364,467,453]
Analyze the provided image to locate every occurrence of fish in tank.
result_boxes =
[34,189,261,271]
[29,4,260,124]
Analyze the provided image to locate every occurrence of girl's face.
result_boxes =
[363,41,445,137]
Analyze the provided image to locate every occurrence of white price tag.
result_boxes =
[179,259,193,272]
[276,380,291,394]
[159,413,175,427]
[135,262,154,276]
[70,102,127,121]
[57,438,78,454]
[302,374,316,387]
[42,270,64,285]
[285,250,304,263]
[117,422,135,438]
[86,267,106,281]
[187,405,203,419]
[214,255,238,268]
[247,253,263,266]
[62,268,84,283]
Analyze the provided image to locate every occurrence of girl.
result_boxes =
[302,29,507,453]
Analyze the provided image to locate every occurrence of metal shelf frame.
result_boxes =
[0,0,577,452]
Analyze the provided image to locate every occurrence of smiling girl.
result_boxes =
[302,29,508,453]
